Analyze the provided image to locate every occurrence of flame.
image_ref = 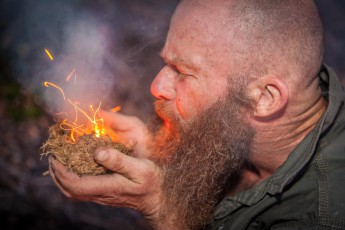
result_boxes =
[43,81,114,142]
[45,49,54,61]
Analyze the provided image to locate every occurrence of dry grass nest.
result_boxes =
[41,123,132,176]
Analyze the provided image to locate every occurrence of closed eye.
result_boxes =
[170,64,181,74]
[170,64,190,77]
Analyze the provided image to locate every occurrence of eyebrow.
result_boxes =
[159,50,199,73]
[159,50,174,64]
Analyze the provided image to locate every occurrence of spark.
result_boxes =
[44,79,110,142]
[67,99,96,125]
[66,68,76,82]
[110,106,121,113]
[44,49,54,61]
[89,105,95,114]
[44,81,66,100]
[70,129,76,142]
[73,106,78,123]
[93,102,102,122]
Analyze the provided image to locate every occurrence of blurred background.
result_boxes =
[0,0,344,229]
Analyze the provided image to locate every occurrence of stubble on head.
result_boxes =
[150,81,255,230]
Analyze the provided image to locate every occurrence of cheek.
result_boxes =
[175,93,193,120]
[175,84,208,120]
[176,79,229,120]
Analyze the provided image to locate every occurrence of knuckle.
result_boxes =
[140,168,155,181]
[110,152,125,172]
[109,180,125,196]
[134,163,161,193]
[101,149,123,171]
[133,183,150,195]
[67,178,86,196]
[141,161,160,178]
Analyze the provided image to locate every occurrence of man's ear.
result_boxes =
[248,76,289,120]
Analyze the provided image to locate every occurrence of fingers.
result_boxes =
[99,110,151,157]
[94,148,157,183]
[48,153,163,215]
[49,157,138,198]
[49,156,76,198]
[99,110,144,132]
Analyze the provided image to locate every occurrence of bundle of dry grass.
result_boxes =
[41,124,132,176]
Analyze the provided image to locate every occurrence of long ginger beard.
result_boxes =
[150,87,254,230]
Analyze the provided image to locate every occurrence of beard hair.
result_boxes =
[150,86,255,230]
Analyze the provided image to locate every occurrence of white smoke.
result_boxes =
[0,0,178,120]
[40,16,116,116]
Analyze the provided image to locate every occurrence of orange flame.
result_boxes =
[44,80,115,142]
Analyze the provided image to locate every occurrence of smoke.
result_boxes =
[0,0,119,116]
[39,16,116,115]
[0,0,178,119]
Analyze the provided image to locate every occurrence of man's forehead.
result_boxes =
[160,47,202,72]
[170,0,236,43]
[178,0,238,18]
[178,0,235,9]
[161,0,240,73]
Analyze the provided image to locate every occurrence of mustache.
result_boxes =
[154,100,177,122]
[153,100,184,138]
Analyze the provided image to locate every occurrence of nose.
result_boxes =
[150,65,177,100]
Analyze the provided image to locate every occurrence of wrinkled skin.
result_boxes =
[49,111,164,224]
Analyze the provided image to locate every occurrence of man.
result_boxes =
[49,0,345,229]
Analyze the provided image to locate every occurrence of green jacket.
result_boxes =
[208,65,345,230]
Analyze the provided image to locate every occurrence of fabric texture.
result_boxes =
[208,65,345,230]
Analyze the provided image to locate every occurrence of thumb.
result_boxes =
[94,148,144,180]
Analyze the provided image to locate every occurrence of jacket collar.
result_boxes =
[213,65,345,220]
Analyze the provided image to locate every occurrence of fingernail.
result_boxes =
[94,150,108,162]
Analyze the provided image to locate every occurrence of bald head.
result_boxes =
[231,0,324,81]
[175,0,324,84]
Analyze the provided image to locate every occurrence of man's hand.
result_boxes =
[49,148,163,219]
[48,112,166,226]
[99,110,152,158]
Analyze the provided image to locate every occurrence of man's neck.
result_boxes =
[227,93,328,196]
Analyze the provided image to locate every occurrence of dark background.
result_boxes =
[0,1,344,229]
